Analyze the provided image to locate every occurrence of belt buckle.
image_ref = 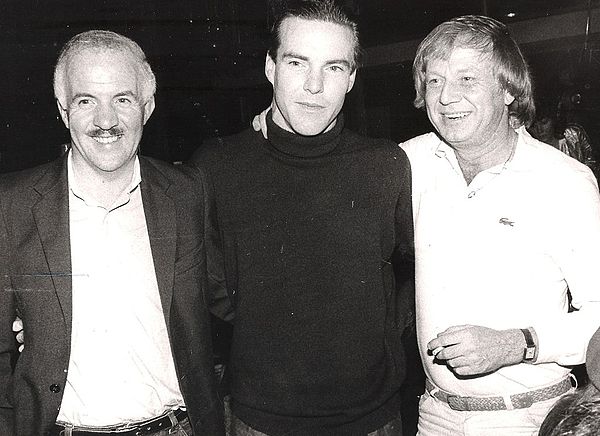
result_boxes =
[447,395,470,411]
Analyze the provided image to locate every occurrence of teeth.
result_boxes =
[93,136,120,144]
[446,112,469,120]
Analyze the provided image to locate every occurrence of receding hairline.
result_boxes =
[54,37,156,104]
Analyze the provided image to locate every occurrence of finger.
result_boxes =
[445,356,470,369]
[429,331,463,349]
[18,344,24,353]
[259,112,268,139]
[431,346,444,356]
[16,331,24,343]
[439,325,472,335]
[435,344,464,361]
[12,318,23,332]
[252,115,261,132]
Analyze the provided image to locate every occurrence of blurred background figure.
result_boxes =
[539,326,600,435]
[529,105,598,176]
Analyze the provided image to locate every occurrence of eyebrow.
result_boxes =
[70,90,138,102]
[281,52,351,68]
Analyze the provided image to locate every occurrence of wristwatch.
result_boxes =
[521,328,536,362]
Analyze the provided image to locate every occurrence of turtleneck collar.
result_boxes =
[266,111,344,158]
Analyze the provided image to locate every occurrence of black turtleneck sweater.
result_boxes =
[191,115,414,436]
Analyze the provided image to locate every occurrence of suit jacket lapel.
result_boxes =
[140,157,177,328]
[31,157,73,332]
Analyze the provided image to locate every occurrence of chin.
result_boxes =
[293,127,328,136]
[291,120,335,136]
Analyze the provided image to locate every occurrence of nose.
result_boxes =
[439,80,461,105]
[93,103,119,130]
[304,68,324,94]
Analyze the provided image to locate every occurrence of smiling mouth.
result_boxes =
[444,112,470,120]
[92,135,122,144]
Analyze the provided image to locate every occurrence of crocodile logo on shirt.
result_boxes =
[499,217,515,227]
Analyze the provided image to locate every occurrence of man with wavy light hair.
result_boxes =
[402,15,600,435]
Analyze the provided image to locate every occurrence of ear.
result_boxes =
[265,53,276,86]
[346,69,357,94]
[142,96,156,125]
[56,99,69,129]
[504,90,515,106]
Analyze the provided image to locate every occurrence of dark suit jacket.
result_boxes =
[0,155,224,435]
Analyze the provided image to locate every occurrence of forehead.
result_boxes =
[65,48,141,94]
[277,17,354,63]
[426,47,492,74]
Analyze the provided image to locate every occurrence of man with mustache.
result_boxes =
[0,30,224,435]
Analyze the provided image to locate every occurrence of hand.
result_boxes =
[12,316,24,352]
[427,325,524,376]
[251,105,271,139]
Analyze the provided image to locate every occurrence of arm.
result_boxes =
[187,155,234,323]
[532,169,600,365]
[430,169,600,375]
[200,169,234,323]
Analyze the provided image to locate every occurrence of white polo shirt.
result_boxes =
[401,127,600,397]
[57,153,184,426]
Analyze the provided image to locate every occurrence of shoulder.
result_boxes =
[0,157,64,196]
[518,129,594,177]
[516,128,599,194]
[188,128,262,169]
[399,132,441,160]
[139,155,209,204]
[341,128,410,167]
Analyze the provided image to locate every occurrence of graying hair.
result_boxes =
[54,30,156,104]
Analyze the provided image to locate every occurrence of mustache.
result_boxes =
[87,128,124,137]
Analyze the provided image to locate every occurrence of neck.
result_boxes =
[453,126,517,184]
[71,157,136,209]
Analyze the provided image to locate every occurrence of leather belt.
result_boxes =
[425,376,575,411]
[51,408,187,436]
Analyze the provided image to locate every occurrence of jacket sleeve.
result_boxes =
[0,197,16,434]
[196,165,234,322]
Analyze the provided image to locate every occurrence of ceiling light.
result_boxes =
[506,12,517,18]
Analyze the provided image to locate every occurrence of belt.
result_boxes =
[51,409,187,436]
[425,376,575,411]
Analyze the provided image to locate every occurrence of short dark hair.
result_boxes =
[268,0,362,70]
[413,15,535,128]
[54,30,156,105]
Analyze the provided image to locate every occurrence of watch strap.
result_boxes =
[521,328,536,361]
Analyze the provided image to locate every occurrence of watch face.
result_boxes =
[524,347,536,360]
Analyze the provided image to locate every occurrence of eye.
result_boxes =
[288,60,302,67]
[76,98,94,107]
[329,65,345,72]
[426,77,441,87]
[116,97,132,105]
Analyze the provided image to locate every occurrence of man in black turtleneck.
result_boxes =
[191,1,414,435]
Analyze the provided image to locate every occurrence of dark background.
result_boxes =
[1,0,600,172]
[2,2,597,433]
